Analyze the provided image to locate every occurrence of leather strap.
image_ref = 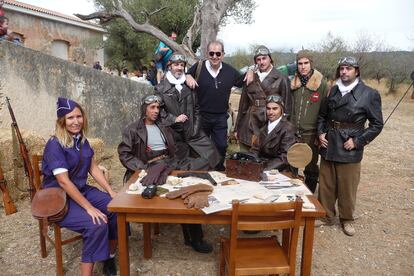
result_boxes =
[147,154,167,164]
[329,120,364,129]
[253,99,266,107]
[195,60,203,82]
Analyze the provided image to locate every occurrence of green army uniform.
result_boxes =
[290,69,328,192]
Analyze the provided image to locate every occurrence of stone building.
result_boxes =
[2,0,106,65]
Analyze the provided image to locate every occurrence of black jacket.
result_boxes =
[317,80,383,163]
[155,79,221,168]
[155,80,201,139]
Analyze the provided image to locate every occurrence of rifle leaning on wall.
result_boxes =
[0,163,17,215]
[5,97,36,201]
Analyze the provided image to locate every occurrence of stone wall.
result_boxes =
[0,41,154,145]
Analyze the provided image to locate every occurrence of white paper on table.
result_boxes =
[201,195,232,214]
[272,194,315,209]
[208,171,235,184]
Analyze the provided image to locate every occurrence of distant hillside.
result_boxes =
[225,50,414,92]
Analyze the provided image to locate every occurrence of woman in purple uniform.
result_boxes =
[41,97,117,276]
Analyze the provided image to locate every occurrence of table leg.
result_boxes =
[301,217,315,276]
[143,223,152,259]
[282,229,290,254]
[118,213,129,276]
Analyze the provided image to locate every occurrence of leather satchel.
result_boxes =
[31,187,68,235]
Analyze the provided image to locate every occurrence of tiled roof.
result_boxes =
[3,0,104,30]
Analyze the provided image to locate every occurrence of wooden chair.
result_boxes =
[219,198,303,276]
[32,155,82,276]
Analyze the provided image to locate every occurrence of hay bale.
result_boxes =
[88,138,105,164]
[0,130,110,200]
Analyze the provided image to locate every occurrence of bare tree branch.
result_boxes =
[76,6,197,65]
[75,11,120,24]
[182,5,201,51]
[141,6,168,23]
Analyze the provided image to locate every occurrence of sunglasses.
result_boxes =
[208,51,222,57]
[266,95,284,104]
[143,95,163,105]
[338,56,358,67]
[170,54,186,63]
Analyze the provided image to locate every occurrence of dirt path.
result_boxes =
[0,82,413,275]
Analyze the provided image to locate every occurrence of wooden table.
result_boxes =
[108,171,326,276]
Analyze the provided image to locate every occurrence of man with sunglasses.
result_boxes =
[289,50,329,193]
[317,57,383,236]
[250,95,297,171]
[235,45,291,152]
[187,40,246,171]
[118,94,214,253]
[155,53,221,170]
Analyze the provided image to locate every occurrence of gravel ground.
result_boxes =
[0,82,413,275]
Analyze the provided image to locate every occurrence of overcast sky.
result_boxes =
[18,0,414,53]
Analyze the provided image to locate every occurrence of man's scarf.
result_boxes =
[299,69,314,87]
[166,71,186,92]
[336,77,359,96]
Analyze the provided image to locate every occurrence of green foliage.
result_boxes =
[103,19,156,72]
[221,0,256,26]
[224,48,252,70]
[94,0,198,71]
[311,32,348,80]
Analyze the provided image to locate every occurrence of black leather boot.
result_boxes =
[304,175,318,193]
[181,224,192,245]
[103,257,117,276]
[185,224,213,253]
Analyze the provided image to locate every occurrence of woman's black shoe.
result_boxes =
[103,257,117,276]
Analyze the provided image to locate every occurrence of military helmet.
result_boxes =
[335,56,360,79]
[253,45,273,63]
[169,53,187,65]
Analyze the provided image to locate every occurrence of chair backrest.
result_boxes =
[32,155,43,192]
[229,198,303,271]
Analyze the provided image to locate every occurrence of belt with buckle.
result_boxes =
[329,120,364,129]
[254,99,266,107]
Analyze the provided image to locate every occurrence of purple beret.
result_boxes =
[56,97,79,118]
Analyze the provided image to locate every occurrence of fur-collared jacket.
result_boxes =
[290,69,329,136]
[235,67,291,147]
[251,117,297,171]
[317,80,383,163]
[118,119,175,180]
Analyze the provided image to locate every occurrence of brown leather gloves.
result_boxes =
[141,162,172,186]
[165,184,213,199]
[183,191,211,209]
[165,184,213,209]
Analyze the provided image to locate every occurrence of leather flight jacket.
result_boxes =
[235,67,292,147]
[317,80,384,163]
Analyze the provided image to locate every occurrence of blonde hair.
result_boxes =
[54,106,88,148]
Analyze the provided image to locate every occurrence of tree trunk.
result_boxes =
[199,0,233,59]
